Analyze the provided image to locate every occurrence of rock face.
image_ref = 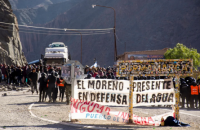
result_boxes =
[9,0,71,9]
[12,0,200,66]
[0,0,27,65]
[12,0,81,25]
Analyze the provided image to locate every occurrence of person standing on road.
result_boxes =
[47,72,56,103]
[54,72,59,102]
[6,65,11,84]
[58,77,65,102]
[38,73,47,102]
[190,82,199,109]
[26,65,32,85]
[29,68,38,94]
[197,78,200,109]
[0,67,2,83]
[62,80,71,105]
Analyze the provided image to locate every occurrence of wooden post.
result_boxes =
[175,75,180,120]
[129,76,134,123]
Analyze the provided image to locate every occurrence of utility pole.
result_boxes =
[92,5,118,61]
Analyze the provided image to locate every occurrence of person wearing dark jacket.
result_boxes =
[38,73,47,102]
[29,68,38,94]
[47,72,56,102]
[16,66,22,85]
[0,68,2,83]
[26,66,32,85]
[6,66,11,84]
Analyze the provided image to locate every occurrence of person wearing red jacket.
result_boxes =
[190,82,199,109]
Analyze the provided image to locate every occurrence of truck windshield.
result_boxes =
[51,44,65,48]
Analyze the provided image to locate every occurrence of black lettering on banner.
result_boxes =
[106,93,110,103]
[142,81,145,91]
[116,94,122,104]
[78,92,82,100]
[156,81,160,90]
[145,94,148,103]
[108,81,112,90]
[136,94,141,103]
[151,81,155,90]
[88,80,95,89]
[146,81,150,90]
[102,80,107,89]
[166,81,171,89]
[90,93,96,101]
[162,93,168,102]
[156,93,162,102]
[168,93,174,102]
[82,81,85,89]
[133,82,136,92]
[77,80,81,89]
[96,93,101,102]
[113,81,118,90]
[119,82,124,91]
[137,82,141,92]
[163,81,167,89]
[96,80,101,89]
[150,94,156,103]
[142,94,146,102]
[83,92,88,100]
[101,93,105,102]
[110,94,116,102]
[122,95,127,105]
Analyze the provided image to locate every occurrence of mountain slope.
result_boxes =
[9,0,71,9]
[13,0,80,25]
[18,0,200,66]
[0,0,27,65]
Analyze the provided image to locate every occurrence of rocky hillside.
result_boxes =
[13,0,200,66]
[0,0,27,65]
[12,0,81,25]
[9,0,71,9]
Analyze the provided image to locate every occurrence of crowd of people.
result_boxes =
[84,65,117,79]
[0,64,71,104]
[1,63,200,109]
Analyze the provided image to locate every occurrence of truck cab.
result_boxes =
[44,42,69,66]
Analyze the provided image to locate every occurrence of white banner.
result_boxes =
[71,98,174,126]
[73,79,175,106]
[73,79,130,106]
[132,79,175,106]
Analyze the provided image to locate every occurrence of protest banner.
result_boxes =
[70,98,174,126]
[117,59,193,77]
[73,79,130,106]
[73,79,175,106]
[116,59,193,122]
[132,79,175,106]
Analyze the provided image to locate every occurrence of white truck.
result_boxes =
[43,42,69,66]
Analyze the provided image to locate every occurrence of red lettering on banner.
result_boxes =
[84,101,90,105]
[137,117,141,124]
[121,112,128,120]
[142,117,148,125]
[90,102,94,106]
[116,112,121,117]
[105,107,110,115]
[80,104,86,113]
[96,106,104,113]
[72,99,79,113]
[87,103,99,112]
[148,117,155,125]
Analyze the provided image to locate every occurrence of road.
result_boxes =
[0,87,200,130]
[0,89,86,130]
